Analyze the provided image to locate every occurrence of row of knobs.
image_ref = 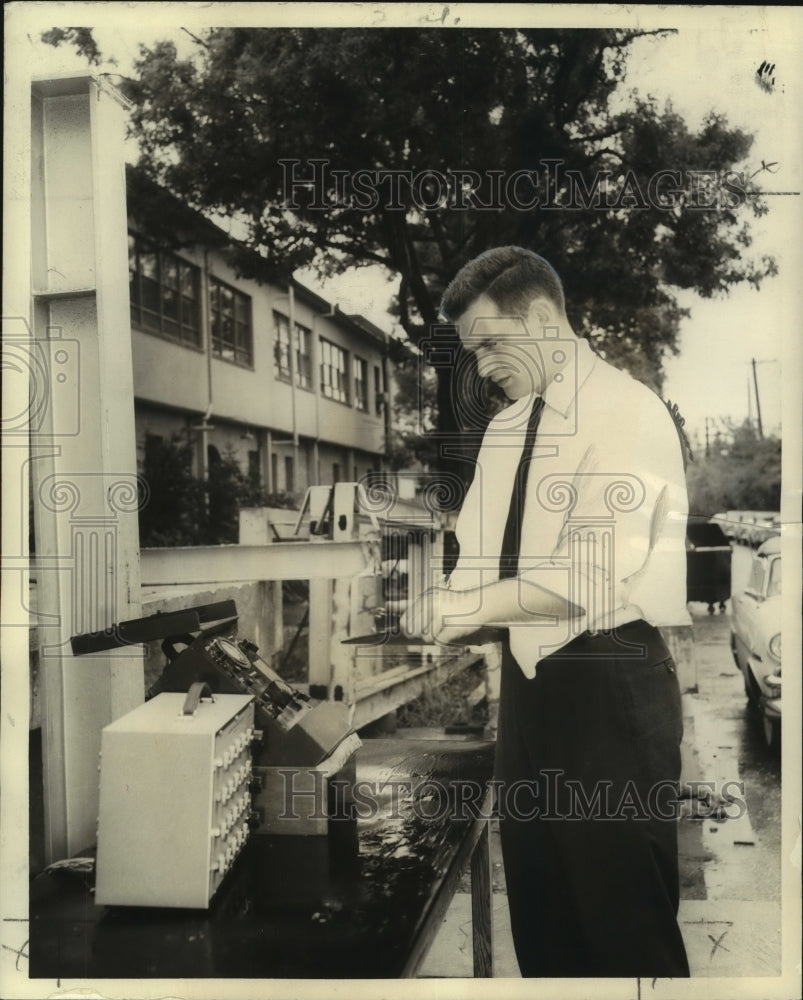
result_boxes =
[211,791,250,838]
[210,824,249,874]
[214,726,257,768]
[210,723,255,880]
[216,759,252,804]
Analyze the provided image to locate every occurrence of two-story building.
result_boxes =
[126,170,391,499]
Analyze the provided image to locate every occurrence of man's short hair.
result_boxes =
[440,246,566,322]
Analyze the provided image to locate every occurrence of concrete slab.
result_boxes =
[678,899,782,978]
[417,607,783,981]
[418,894,781,979]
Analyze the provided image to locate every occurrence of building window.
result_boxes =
[320,338,349,403]
[210,278,253,366]
[374,365,385,415]
[332,462,341,484]
[128,233,201,347]
[284,455,295,492]
[296,325,312,389]
[248,450,260,484]
[141,433,163,474]
[270,452,278,492]
[144,433,163,460]
[354,356,368,411]
[273,312,312,389]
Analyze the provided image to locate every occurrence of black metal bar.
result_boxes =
[70,600,238,655]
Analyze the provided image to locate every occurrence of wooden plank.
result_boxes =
[471,819,494,977]
[466,679,487,708]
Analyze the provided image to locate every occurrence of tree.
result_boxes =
[384,341,439,472]
[40,26,106,65]
[686,422,781,515]
[46,27,777,490]
[138,435,294,546]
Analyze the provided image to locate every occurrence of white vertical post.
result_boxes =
[1,25,35,960]
[29,76,144,861]
[288,283,300,473]
[308,577,333,690]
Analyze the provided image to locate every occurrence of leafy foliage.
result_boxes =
[384,345,438,470]
[396,658,489,729]
[686,422,781,515]
[138,435,294,546]
[138,436,206,546]
[46,27,778,487]
[118,30,773,370]
[41,27,107,66]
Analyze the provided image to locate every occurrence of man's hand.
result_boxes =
[398,587,480,645]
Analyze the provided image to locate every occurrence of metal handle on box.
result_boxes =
[183,682,215,716]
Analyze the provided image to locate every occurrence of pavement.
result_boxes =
[413,606,784,980]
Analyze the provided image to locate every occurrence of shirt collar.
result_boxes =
[540,336,597,418]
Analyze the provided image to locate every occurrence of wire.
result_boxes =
[36,857,96,878]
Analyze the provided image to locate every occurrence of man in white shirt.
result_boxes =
[402,247,691,977]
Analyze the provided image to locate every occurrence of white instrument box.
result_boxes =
[95,690,255,908]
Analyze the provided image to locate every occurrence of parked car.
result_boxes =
[730,535,782,750]
[731,511,757,545]
[745,511,780,548]
[719,510,745,542]
[709,512,730,533]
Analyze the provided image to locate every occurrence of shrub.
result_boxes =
[138,435,297,546]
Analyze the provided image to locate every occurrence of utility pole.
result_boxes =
[751,357,764,439]
[288,282,300,472]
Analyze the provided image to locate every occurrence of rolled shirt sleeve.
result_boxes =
[449,354,691,677]
[513,380,690,672]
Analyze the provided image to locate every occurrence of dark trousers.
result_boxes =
[494,621,690,978]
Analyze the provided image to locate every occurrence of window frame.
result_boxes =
[273,312,313,389]
[209,275,254,368]
[128,232,202,349]
[374,364,385,416]
[766,555,782,599]
[353,355,368,412]
[745,556,767,599]
[319,337,350,405]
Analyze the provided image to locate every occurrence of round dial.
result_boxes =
[213,637,250,668]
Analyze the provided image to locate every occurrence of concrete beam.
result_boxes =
[28,75,143,861]
[140,540,381,586]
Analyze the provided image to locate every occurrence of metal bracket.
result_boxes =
[69,599,238,655]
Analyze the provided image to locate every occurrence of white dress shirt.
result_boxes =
[449,336,691,677]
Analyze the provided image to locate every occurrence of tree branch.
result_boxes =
[180,27,210,50]
[571,125,625,144]
[318,237,393,268]
[586,147,625,165]
[604,28,677,51]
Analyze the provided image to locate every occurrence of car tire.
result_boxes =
[762,715,780,753]
[729,632,740,669]
[742,667,761,709]
[744,677,760,709]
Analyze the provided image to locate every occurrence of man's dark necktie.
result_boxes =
[498,396,545,580]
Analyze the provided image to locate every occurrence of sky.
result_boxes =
[12,4,801,445]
